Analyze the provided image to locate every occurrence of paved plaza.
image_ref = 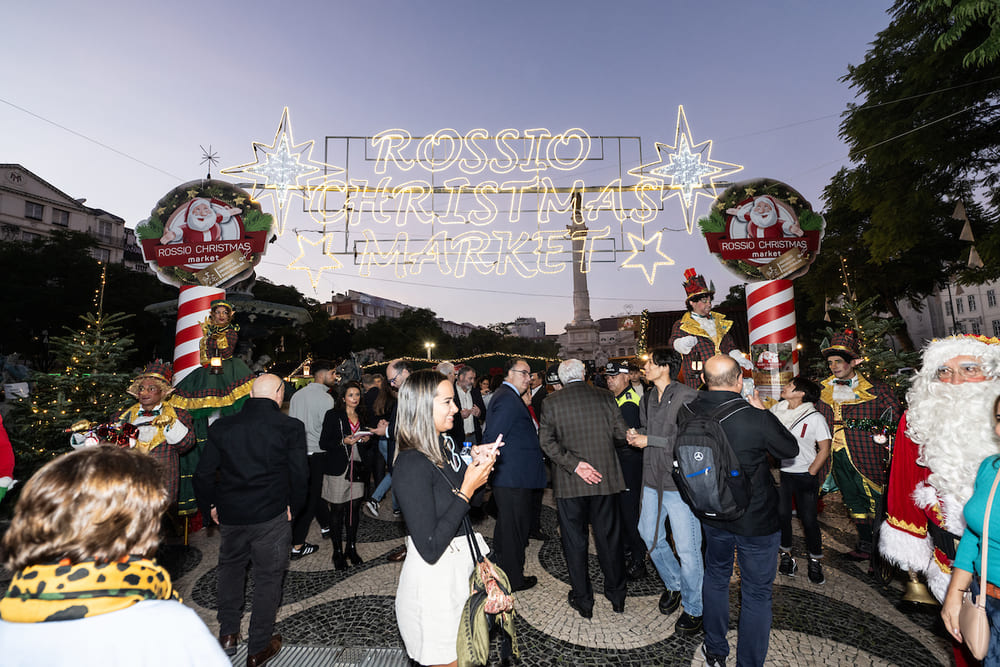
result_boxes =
[133,488,953,667]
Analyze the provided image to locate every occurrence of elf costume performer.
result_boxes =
[880,335,1000,600]
[668,267,752,388]
[170,300,255,515]
[815,330,901,560]
[70,362,195,505]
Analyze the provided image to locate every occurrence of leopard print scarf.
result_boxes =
[0,556,179,623]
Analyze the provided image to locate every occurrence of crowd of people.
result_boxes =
[4,283,1000,666]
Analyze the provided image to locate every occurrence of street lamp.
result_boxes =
[425,341,435,359]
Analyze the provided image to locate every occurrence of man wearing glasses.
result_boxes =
[881,335,1000,622]
[369,359,411,561]
[483,358,548,592]
[816,329,901,561]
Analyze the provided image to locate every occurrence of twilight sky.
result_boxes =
[1,1,893,333]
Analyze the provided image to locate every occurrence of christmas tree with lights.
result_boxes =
[7,311,136,485]
[813,258,919,402]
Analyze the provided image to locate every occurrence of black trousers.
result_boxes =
[291,452,331,545]
[557,494,626,608]
[328,497,362,548]
[778,471,823,557]
[217,512,290,654]
[493,486,534,588]
[616,448,646,564]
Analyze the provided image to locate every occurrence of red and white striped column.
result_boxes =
[173,285,224,385]
[746,279,797,401]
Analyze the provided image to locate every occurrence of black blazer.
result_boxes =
[195,397,308,525]
[319,408,370,476]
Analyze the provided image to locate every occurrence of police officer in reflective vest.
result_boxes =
[605,360,648,580]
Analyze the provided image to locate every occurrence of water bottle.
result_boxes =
[460,441,473,466]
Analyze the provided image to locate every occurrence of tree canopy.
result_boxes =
[797,0,1000,346]
[918,0,1000,66]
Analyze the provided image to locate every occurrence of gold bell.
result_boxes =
[902,571,939,606]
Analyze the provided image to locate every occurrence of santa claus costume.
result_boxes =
[880,335,1000,601]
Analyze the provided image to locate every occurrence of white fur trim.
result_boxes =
[912,482,939,511]
[0,476,10,489]
[878,523,931,572]
[926,565,951,604]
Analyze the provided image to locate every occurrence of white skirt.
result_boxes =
[395,532,490,665]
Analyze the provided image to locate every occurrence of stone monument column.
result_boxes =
[562,193,601,364]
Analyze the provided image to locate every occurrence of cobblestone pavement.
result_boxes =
[141,489,953,667]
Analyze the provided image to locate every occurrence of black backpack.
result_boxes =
[672,398,753,521]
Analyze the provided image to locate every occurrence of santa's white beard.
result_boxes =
[749,207,777,229]
[907,378,1000,507]
[187,212,217,232]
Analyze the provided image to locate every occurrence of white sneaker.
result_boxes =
[364,499,379,518]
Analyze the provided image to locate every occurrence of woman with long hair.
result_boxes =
[941,393,1000,664]
[393,369,499,667]
[319,380,371,570]
[0,446,230,665]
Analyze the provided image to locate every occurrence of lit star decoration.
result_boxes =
[629,105,742,233]
[287,232,343,289]
[222,107,342,235]
[620,231,674,285]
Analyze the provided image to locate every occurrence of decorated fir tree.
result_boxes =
[7,312,136,483]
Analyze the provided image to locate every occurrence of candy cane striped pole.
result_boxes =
[172,285,225,385]
[745,279,797,401]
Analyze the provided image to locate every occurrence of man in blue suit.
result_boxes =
[483,357,548,591]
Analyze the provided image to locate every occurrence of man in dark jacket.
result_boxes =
[483,357,548,592]
[195,374,308,667]
[448,365,486,445]
[539,358,629,617]
[687,355,797,667]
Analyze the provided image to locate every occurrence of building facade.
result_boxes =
[323,289,477,336]
[0,164,140,269]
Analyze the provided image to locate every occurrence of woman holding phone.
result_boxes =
[392,369,501,667]
[319,380,371,570]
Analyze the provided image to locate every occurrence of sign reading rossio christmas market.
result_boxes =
[698,178,824,281]
[698,178,826,395]
[135,179,274,288]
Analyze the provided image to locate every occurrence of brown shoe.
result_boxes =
[219,633,239,656]
[387,545,407,562]
[247,634,282,667]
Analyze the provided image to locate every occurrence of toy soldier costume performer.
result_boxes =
[668,267,751,388]
[815,330,901,560]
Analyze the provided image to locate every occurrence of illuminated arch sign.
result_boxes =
[221,107,742,286]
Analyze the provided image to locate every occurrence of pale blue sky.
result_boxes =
[1,1,892,331]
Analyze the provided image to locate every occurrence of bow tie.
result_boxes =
[138,409,161,417]
[833,379,852,387]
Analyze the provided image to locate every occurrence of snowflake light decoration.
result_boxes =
[629,106,742,233]
[620,230,674,285]
[222,107,342,236]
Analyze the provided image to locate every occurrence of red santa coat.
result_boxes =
[880,411,957,601]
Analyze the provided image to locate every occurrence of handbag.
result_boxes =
[344,452,369,483]
[430,464,519,667]
[456,515,519,667]
[959,465,1000,660]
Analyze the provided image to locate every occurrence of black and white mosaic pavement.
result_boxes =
[162,492,953,666]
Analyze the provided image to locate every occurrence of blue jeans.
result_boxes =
[371,438,398,510]
[971,578,1000,666]
[702,525,779,667]
[638,486,703,616]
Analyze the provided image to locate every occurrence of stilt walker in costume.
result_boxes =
[171,300,255,515]
[815,330,901,560]
[880,335,1000,606]
[668,267,752,389]
[70,362,195,505]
